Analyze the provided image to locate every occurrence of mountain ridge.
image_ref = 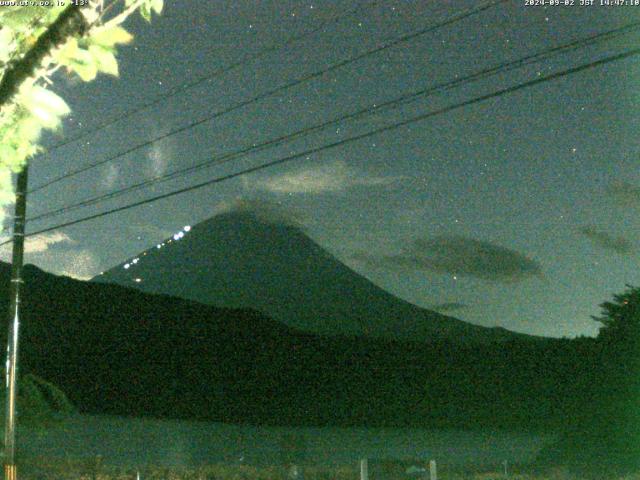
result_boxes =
[94,209,536,344]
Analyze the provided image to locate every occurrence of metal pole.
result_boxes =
[359,458,368,480]
[3,166,28,480]
[429,460,437,480]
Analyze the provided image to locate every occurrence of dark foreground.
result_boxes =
[16,457,640,480]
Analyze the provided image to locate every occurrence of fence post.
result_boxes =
[360,458,368,480]
[91,455,103,480]
[429,460,437,480]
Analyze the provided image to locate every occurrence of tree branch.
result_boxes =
[0,4,89,111]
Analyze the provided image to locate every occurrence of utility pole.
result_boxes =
[0,5,87,479]
[3,166,28,480]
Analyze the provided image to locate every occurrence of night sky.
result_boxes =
[4,0,640,338]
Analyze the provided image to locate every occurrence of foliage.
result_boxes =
[0,0,163,226]
[537,286,640,474]
[0,372,75,428]
[592,285,640,352]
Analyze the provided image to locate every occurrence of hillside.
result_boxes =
[0,262,588,430]
[95,209,532,344]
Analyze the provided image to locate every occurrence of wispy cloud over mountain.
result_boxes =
[0,232,99,280]
[253,160,407,194]
[355,235,542,282]
[578,225,633,254]
[0,232,74,256]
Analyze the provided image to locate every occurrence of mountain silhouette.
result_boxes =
[95,208,528,343]
[0,262,582,430]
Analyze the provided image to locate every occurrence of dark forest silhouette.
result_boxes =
[0,263,638,472]
[538,285,640,473]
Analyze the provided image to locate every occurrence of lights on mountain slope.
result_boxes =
[122,224,193,271]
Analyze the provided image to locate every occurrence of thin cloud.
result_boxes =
[145,125,173,179]
[354,235,542,282]
[254,160,407,194]
[0,232,74,258]
[212,197,307,229]
[578,225,633,254]
[31,248,100,281]
[103,164,120,189]
[147,144,169,177]
[0,232,99,280]
[57,249,101,280]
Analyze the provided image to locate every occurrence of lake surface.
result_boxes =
[18,415,553,469]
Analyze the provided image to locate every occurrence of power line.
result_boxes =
[30,0,505,193]
[27,21,640,223]
[41,0,372,154]
[8,46,638,246]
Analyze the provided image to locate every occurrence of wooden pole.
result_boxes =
[0,6,88,478]
[429,460,437,480]
[360,458,368,480]
[3,166,28,480]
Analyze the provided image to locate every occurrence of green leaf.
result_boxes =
[53,40,102,81]
[14,114,42,143]
[68,48,98,81]
[140,3,152,22]
[0,169,15,205]
[0,7,46,29]
[89,45,119,77]
[0,29,15,64]
[71,61,98,82]
[89,26,134,48]
[16,85,69,131]
[11,119,40,160]
[0,145,18,165]
[30,86,70,117]
[151,0,163,14]
[29,106,60,129]
[55,37,80,65]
